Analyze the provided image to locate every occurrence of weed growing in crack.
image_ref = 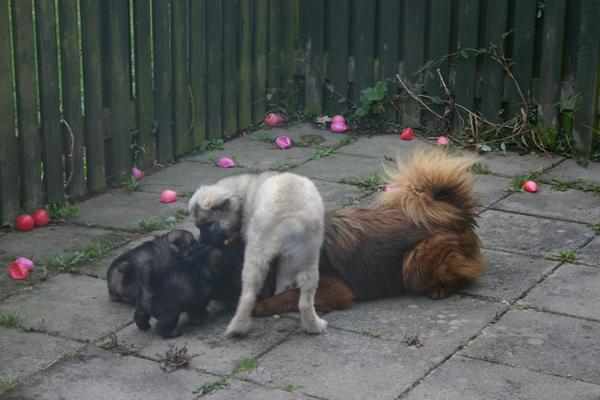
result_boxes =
[0,312,24,329]
[157,343,192,373]
[46,242,114,272]
[548,249,577,263]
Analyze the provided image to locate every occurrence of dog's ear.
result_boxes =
[167,230,195,256]
[212,198,230,212]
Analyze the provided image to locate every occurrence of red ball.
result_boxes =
[32,209,51,227]
[15,214,35,232]
[523,180,538,193]
[400,127,415,140]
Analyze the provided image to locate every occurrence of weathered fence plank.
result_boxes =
[352,0,376,104]
[238,0,252,130]
[267,0,281,107]
[206,0,222,139]
[537,0,566,129]
[326,0,350,114]
[0,0,19,221]
[153,0,174,160]
[253,0,268,123]
[105,0,133,184]
[222,0,238,137]
[573,0,600,156]
[480,0,508,122]
[453,0,479,112]
[401,0,426,126]
[133,0,156,168]
[304,0,324,115]
[172,0,189,156]
[59,0,85,198]
[509,0,537,114]
[12,0,43,208]
[189,0,206,148]
[35,0,64,202]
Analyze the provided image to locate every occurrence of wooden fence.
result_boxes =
[0,0,598,224]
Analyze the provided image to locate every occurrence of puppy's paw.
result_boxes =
[425,285,456,299]
[225,317,252,338]
[155,324,183,339]
[303,317,327,334]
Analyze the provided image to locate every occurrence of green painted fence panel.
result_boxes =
[206,0,222,139]
[0,0,19,221]
[326,0,349,114]
[223,0,238,137]
[35,0,64,202]
[253,0,268,123]
[453,0,479,112]
[352,0,376,104]
[238,0,252,130]
[509,0,537,115]
[12,0,42,208]
[304,0,324,114]
[172,0,189,156]
[133,0,156,168]
[402,0,426,126]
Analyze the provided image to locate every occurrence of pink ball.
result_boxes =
[523,180,538,193]
[8,260,29,280]
[160,190,178,203]
[330,121,348,133]
[131,166,144,181]
[331,115,346,124]
[15,257,34,271]
[216,157,236,168]
[436,136,449,145]
[264,113,281,127]
[384,183,399,192]
[275,135,292,149]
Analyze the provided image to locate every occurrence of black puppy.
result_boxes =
[134,241,237,338]
[107,229,196,305]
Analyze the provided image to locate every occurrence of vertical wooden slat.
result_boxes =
[153,0,174,159]
[238,0,252,129]
[283,0,300,111]
[206,0,222,139]
[105,0,132,183]
[35,0,63,202]
[172,0,188,156]
[253,0,268,123]
[453,0,479,111]
[508,0,537,114]
[378,0,400,80]
[537,0,566,129]
[80,0,106,192]
[573,0,599,156]
[189,0,206,147]
[480,0,508,122]
[222,0,238,137]
[352,0,376,104]
[0,0,19,222]
[327,0,349,114]
[267,0,281,106]
[133,0,156,167]
[12,0,42,208]
[58,0,84,197]
[425,0,452,128]
[304,0,324,115]
[401,0,426,126]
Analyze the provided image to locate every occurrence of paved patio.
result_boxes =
[1,123,599,399]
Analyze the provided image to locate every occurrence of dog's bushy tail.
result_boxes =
[378,149,479,232]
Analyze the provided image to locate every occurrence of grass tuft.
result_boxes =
[340,172,381,191]
[232,357,259,375]
[46,242,114,272]
[46,201,79,220]
[157,343,192,373]
[506,168,542,192]
[588,222,600,235]
[548,249,577,263]
[0,311,24,329]
[0,378,19,394]
[313,145,336,160]
[471,162,490,174]
[193,379,230,397]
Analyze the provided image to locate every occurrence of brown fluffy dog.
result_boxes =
[251,149,485,315]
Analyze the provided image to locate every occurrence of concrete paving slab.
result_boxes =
[314,180,368,209]
[473,174,512,208]
[543,159,600,185]
[115,311,298,375]
[325,296,505,354]
[138,161,240,194]
[579,236,600,267]
[186,135,317,170]
[479,151,563,177]
[518,263,600,321]
[460,249,559,303]
[0,266,51,301]
[249,122,345,148]
[404,355,600,400]
[492,186,600,223]
[0,274,132,341]
[2,346,214,400]
[248,328,433,400]
[207,378,313,400]
[336,134,431,160]
[0,327,82,382]
[71,191,187,230]
[292,153,386,183]
[461,309,600,384]
[477,210,594,256]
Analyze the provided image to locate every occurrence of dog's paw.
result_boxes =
[303,317,328,334]
[425,285,456,299]
[225,317,252,338]
[155,324,183,339]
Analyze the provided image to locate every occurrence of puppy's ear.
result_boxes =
[168,230,195,256]
[212,198,230,212]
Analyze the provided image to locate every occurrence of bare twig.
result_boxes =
[187,84,195,138]
[396,74,445,120]
[59,106,75,188]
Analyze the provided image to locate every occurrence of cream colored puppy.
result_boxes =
[188,171,327,336]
